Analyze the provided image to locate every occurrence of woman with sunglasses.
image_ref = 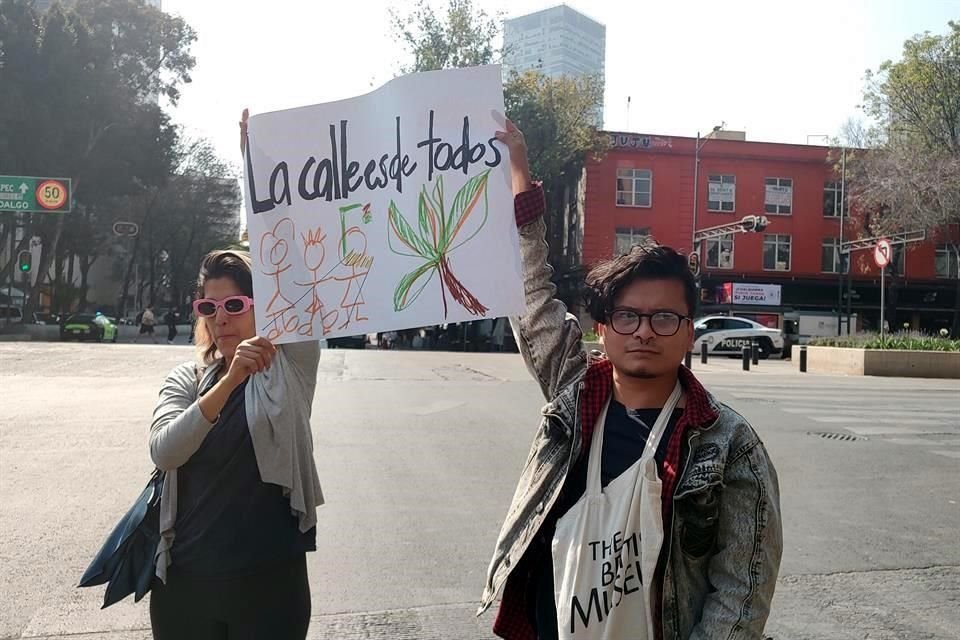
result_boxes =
[147,248,322,640]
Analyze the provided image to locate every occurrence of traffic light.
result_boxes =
[17,250,31,273]
[740,215,770,233]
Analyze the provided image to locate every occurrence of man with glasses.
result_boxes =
[480,119,782,640]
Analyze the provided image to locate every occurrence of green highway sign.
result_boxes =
[0,175,72,213]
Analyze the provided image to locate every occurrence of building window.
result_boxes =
[616,168,652,207]
[935,245,960,278]
[707,175,736,212]
[763,234,791,271]
[614,227,649,256]
[823,181,846,217]
[821,238,849,273]
[764,177,793,215]
[706,234,734,269]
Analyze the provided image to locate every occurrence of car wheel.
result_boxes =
[757,337,773,360]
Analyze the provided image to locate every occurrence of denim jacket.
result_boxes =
[478,215,782,640]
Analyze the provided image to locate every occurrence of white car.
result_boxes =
[693,316,785,359]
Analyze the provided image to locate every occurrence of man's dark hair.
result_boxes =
[583,240,697,325]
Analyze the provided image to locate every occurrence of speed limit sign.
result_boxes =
[35,180,68,210]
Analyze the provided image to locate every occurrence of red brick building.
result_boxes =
[572,131,960,336]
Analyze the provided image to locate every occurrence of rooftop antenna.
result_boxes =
[626,96,631,130]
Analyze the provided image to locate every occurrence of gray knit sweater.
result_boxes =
[149,342,322,581]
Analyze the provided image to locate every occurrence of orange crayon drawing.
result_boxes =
[259,218,301,341]
[256,204,375,340]
[295,226,338,336]
[332,203,374,330]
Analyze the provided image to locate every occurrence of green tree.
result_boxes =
[112,137,240,318]
[846,20,960,336]
[59,106,181,313]
[154,139,241,316]
[390,0,500,73]
[504,71,607,282]
[0,0,196,318]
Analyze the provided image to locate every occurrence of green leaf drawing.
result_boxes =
[388,199,434,259]
[418,182,442,249]
[387,170,492,318]
[445,170,490,252]
[393,262,437,312]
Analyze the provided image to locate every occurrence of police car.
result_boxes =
[693,316,785,359]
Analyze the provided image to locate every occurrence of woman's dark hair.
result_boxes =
[194,250,254,364]
[583,240,697,325]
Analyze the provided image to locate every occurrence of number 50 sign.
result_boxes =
[0,175,72,214]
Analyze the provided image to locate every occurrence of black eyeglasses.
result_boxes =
[608,309,690,336]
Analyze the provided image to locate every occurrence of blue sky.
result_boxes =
[162,0,960,167]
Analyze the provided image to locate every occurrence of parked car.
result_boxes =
[0,305,23,323]
[60,313,118,342]
[693,315,785,359]
[33,312,60,325]
[326,334,369,349]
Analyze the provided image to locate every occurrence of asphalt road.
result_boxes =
[1,343,958,639]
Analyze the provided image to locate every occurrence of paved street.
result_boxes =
[2,343,959,640]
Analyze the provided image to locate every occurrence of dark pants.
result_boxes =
[167,325,177,342]
[150,554,311,640]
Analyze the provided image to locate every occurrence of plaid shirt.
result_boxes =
[514,182,546,228]
[493,191,721,639]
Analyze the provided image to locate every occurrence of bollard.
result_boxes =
[751,341,759,366]
[684,351,692,369]
[799,346,807,373]
[742,347,751,371]
[701,341,708,364]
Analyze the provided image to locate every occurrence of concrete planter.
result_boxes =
[797,345,960,379]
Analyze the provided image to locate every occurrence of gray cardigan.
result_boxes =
[149,342,323,581]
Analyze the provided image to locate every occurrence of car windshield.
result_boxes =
[66,315,95,324]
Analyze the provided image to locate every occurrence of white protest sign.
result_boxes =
[242,65,525,344]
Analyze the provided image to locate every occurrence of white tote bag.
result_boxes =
[551,383,682,640]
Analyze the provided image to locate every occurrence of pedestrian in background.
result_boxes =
[136,305,157,344]
[165,309,178,345]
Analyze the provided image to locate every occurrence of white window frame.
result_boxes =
[614,227,649,256]
[935,245,960,279]
[707,174,736,212]
[616,168,652,208]
[821,238,849,273]
[763,234,792,271]
[823,181,845,218]
[705,233,734,269]
[764,177,793,215]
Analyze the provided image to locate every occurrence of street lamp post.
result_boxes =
[691,132,704,256]
[837,146,846,336]
[691,127,722,309]
[809,134,848,336]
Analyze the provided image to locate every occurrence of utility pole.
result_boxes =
[837,147,846,336]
